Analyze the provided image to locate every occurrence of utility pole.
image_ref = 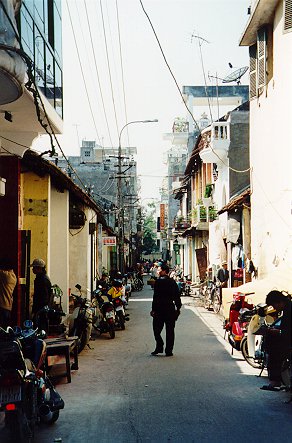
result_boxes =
[117,120,158,273]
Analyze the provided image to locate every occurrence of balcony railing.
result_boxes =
[200,122,230,165]
[191,205,218,229]
[173,217,191,231]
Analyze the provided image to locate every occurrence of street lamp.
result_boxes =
[117,119,158,273]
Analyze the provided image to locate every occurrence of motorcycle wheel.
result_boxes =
[46,410,60,425]
[118,312,126,330]
[203,289,212,310]
[109,324,115,339]
[212,290,221,314]
[6,407,35,443]
[240,336,263,369]
[281,358,291,389]
[74,328,88,353]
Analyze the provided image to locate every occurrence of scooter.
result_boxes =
[0,321,64,442]
[91,288,116,339]
[111,295,129,330]
[68,284,93,353]
[240,303,277,369]
[223,292,254,354]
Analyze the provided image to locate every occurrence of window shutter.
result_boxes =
[257,27,267,90]
[249,44,257,99]
[284,0,292,31]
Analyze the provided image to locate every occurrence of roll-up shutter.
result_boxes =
[249,44,257,99]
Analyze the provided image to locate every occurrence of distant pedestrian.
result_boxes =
[0,259,17,328]
[150,263,182,357]
[217,261,229,288]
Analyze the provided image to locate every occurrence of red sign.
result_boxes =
[160,204,165,229]
[103,236,116,246]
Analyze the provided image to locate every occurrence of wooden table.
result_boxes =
[44,336,79,383]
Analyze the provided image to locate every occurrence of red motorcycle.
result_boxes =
[224,292,254,354]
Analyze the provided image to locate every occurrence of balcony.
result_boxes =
[173,216,191,232]
[191,205,218,230]
[199,122,230,166]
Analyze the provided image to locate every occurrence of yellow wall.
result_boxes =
[22,171,50,294]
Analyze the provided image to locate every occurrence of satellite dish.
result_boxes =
[222,66,249,85]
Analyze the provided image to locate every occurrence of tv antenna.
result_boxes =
[222,65,249,85]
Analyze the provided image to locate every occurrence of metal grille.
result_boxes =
[284,0,292,31]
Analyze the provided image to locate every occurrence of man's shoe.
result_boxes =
[151,349,163,355]
[165,352,173,357]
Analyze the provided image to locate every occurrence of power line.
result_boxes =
[66,0,102,146]
[115,0,130,147]
[83,0,114,151]
[100,0,120,140]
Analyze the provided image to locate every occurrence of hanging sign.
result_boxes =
[103,236,116,246]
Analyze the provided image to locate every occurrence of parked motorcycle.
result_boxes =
[240,303,277,369]
[0,321,64,442]
[223,292,254,354]
[112,295,129,330]
[69,284,93,353]
[91,288,116,339]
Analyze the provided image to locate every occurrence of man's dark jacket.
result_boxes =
[32,272,52,314]
[152,276,182,315]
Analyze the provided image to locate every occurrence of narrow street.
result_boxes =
[24,283,292,442]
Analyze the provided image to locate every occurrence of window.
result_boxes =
[249,45,257,99]
[257,27,267,90]
[84,151,91,157]
[284,0,292,32]
[248,26,270,99]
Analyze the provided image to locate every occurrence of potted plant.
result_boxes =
[203,184,213,207]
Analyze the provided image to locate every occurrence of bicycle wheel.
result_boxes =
[212,289,221,314]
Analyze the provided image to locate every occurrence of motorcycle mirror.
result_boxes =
[75,284,82,291]
[38,330,47,339]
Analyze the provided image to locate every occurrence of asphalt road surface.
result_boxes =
[2,281,292,442]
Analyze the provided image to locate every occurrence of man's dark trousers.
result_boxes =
[153,311,176,353]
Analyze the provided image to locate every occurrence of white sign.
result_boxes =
[103,236,116,246]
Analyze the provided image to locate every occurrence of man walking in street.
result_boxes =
[150,263,182,357]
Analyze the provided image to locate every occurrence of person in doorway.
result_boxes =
[217,261,229,287]
[30,258,52,329]
[0,259,17,328]
[150,263,182,357]
[260,290,292,391]
[216,261,229,304]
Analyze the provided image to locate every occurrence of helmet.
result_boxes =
[113,279,123,288]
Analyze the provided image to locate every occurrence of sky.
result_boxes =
[35,0,251,200]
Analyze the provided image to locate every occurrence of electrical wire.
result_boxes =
[99,0,120,140]
[83,0,114,151]
[66,0,102,146]
[115,0,130,148]
[139,0,250,175]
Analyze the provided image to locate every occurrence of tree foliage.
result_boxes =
[142,204,158,254]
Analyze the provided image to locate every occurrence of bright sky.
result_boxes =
[36,0,251,200]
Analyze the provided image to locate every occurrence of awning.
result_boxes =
[218,189,250,215]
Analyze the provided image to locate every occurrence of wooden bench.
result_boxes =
[44,336,79,383]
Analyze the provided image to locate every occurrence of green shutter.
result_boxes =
[284,0,292,31]
[249,44,257,99]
